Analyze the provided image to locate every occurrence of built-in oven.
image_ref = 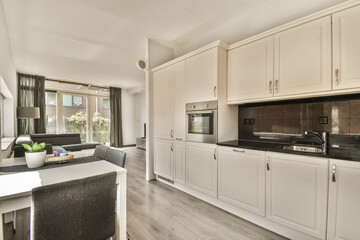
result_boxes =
[186,100,217,144]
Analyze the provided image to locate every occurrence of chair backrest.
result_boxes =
[94,144,110,159]
[31,172,117,240]
[105,148,127,168]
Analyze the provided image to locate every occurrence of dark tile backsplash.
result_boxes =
[238,95,360,157]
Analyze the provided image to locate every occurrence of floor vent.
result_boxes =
[158,175,174,184]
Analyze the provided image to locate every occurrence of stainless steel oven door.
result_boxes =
[186,110,217,143]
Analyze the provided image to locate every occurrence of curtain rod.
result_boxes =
[45,78,109,89]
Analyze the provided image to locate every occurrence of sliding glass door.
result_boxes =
[61,93,88,142]
[45,91,57,134]
[90,97,110,144]
[45,90,110,144]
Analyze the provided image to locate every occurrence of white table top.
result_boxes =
[0,160,127,201]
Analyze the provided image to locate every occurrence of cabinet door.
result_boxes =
[333,5,360,90]
[327,159,360,240]
[174,141,185,184]
[154,139,173,180]
[153,66,174,140]
[186,48,217,103]
[186,142,217,197]
[173,61,186,140]
[266,152,328,239]
[218,147,266,216]
[274,16,332,96]
[228,36,274,102]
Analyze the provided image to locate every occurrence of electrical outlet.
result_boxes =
[244,118,255,125]
[318,116,328,124]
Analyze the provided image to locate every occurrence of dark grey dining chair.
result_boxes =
[94,144,127,168]
[105,148,127,168]
[31,172,117,240]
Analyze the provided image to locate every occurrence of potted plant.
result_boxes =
[22,142,47,168]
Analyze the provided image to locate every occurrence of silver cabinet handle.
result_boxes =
[269,80,273,94]
[170,130,174,138]
[175,138,183,141]
[213,85,217,97]
[266,157,270,171]
[171,143,174,152]
[274,80,279,93]
[335,69,340,85]
[332,164,336,182]
[213,149,217,160]
[233,149,245,153]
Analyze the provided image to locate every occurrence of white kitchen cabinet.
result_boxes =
[154,139,174,180]
[174,141,186,184]
[228,36,274,102]
[186,142,217,197]
[265,152,328,239]
[185,48,218,103]
[218,147,266,216]
[274,16,332,96]
[327,159,360,240]
[173,61,186,140]
[333,5,360,90]
[153,65,174,140]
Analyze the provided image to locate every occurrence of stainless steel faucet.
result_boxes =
[304,131,328,154]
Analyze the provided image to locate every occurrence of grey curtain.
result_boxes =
[18,73,46,134]
[110,87,123,147]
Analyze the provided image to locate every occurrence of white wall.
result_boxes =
[121,90,135,146]
[0,0,16,137]
[134,92,145,138]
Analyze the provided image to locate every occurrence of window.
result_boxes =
[103,99,110,110]
[62,94,84,107]
[91,97,110,144]
[45,91,56,106]
[45,91,57,133]
[62,94,87,142]
[45,80,109,143]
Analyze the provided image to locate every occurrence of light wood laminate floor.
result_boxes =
[4,147,287,240]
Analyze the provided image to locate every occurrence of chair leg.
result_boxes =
[12,211,16,233]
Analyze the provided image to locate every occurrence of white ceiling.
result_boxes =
[2,0,347,89]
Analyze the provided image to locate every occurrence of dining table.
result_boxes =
[0,150,127,240]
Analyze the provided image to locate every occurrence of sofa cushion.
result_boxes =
[15,135,33,145]
[105,148,126,168]
[94,144,109,159]
[31,133,81,146]
[61,142,100,152]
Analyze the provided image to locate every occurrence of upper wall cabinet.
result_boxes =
[273,16,332,96]
[333,4,360,90]
[154,65,174,140]
[228,36,274,102]
[186,48,218,103]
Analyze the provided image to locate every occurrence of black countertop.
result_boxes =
[217,140,360,162]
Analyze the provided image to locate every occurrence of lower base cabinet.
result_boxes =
[327,159,360,240]
[218,146,266,216]
[154,139,185,183]
[154,139,174,180]
[174,141,186,184]
[265,152,328,239]
[186,142,217,198]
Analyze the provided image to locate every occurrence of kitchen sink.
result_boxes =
[282,145,323,153]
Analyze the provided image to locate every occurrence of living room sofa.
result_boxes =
[14,133,100,157]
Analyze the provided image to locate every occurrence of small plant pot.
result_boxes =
[25,150,47,168]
